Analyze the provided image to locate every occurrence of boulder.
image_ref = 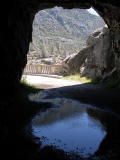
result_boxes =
[63,46,92,74]
[64,26,115,80]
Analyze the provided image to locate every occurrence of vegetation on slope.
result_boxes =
[29,7,105,58]
[63,73,92,83]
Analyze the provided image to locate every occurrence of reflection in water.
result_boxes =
[32,98,108,158]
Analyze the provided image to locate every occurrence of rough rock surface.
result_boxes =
[63,46,91,74]
[64,26,118,80]
[82,26,113,79]
[64,26,111,78]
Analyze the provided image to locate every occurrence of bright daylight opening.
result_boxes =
[22,7,106,89]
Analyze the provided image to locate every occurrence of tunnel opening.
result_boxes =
[22,6,107,88]
[18,5,120,160]
[6,1,120,102]
[3,1,120,160]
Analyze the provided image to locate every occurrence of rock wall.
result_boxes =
[92,1,120,80]
[81,26,114,79]
[63,46,91,74]
[64,26,114,79]
[64,24,120,80]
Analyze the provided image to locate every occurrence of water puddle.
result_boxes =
[30,90,120,158]
[32,99,105,157]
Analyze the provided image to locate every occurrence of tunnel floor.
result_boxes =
[3,82,120,160]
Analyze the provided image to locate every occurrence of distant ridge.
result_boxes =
[29,7,105,58]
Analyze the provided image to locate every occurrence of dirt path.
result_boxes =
[23,75,120,114]
[22,75,81,89]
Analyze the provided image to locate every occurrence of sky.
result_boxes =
[87,7,99,16]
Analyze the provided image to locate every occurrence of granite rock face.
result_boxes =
[63,46,91,74]
[81,26,113,79]
[64,26,114,79]
[83,23,120,80]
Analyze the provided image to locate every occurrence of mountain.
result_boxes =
[29,7,105,58]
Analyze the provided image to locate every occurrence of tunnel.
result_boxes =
[2,0,120,159]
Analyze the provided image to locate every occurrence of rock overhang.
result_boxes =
[5,0,120,100]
